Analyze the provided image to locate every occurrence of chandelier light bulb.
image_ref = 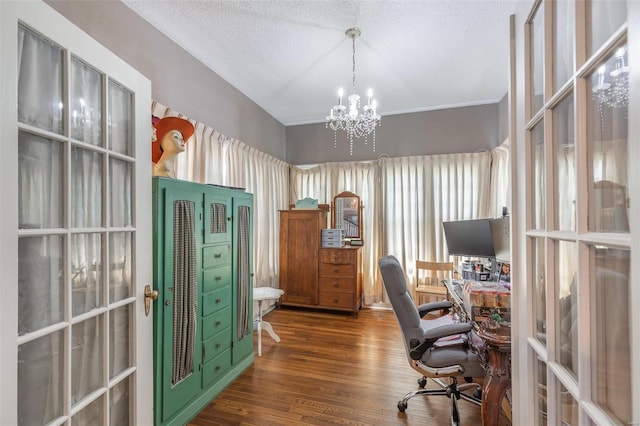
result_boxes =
[338,88,344,105]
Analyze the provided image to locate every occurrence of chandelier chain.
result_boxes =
[352,36,356,94]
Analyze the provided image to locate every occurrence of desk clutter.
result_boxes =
[460,280,511,323]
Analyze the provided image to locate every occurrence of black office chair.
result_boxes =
[378,255,483,425]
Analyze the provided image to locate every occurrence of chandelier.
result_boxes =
[326,27,381,155]
[592,46,628,130]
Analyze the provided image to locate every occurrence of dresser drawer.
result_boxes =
[202,244,231,268]
[202,348,232,388]
[319,249,355,264]
[203,266,231,293]
[319,291,353,308]
[202,306,231,339]
[319,276,355,292]
[202,328,231,363]
[319,262,354,277]
[202,286,231,316]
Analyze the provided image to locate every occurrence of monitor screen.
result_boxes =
[442,219,495,258]
[489,217,511,262]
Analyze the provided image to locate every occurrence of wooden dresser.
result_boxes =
[279,210,362,317]
[318,247,362,317]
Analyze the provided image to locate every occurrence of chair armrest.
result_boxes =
[417,301,452,317]
[409,322,473,360]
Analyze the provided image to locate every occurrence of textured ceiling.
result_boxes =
[123,0,523,126]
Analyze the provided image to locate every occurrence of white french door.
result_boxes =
[512,1,639,425]
[0,1,153,424]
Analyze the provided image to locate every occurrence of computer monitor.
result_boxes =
[489,217,510,263]
[442,218,495,258]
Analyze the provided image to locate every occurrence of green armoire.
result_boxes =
[152,177,254,425]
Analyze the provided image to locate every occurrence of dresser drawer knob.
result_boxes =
[215,276,222,281]
[334,268,340,273]
[216,298,222,304]
[334,283,340,288]
[215,320,222,326]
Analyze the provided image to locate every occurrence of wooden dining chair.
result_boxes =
[414,260,454,311]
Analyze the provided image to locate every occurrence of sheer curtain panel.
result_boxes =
[380,152,493,301]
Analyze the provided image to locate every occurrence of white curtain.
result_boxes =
[380,151,493,301]
[489,140,511,218]
[152,102,290,290]
[290,162,380,304]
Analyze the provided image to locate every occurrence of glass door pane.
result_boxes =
[553,1,574,91]
[587,2,626,56]
[591,246,631,423]
[17,25,63,134]
[532,237,547,345]
[108,79,133,156]
[536,357,548,425]
[70,57,102,145]
[587,46,629,233]
[18,132,64,229]
[531,121,546,230]
[553,94,575,231]
[556,240,577,378]
[530,2,545,116]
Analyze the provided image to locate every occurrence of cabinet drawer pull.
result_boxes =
[215,320,222,326]
[333,298,339,303]
[215,365,221,371]
[334,283,340,288]
[214,253,222,259]
[216,298,222,304]
[216,343,222,349]
[215,276,222,281]
[334,268,340,273]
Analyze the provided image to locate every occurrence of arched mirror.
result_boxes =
[331,191,362,239]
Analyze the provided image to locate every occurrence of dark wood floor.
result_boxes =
[188,307,485,425]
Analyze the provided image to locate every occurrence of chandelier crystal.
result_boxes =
[592,46,628,131]
[326,27,381,155]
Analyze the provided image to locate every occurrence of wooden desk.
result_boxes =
[443,279,512,426]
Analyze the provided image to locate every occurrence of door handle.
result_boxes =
[144,284,158,316]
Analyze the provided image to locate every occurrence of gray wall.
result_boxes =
[287,103,500,164]
[46,0,287,161]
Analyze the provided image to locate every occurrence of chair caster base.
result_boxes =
[417,376,427,388]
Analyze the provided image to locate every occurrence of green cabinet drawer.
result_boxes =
[202,286,231,316]
[202,244,230,269]
[202,349,232,388]
[202,306,231,340]
[202,328,231,363]
[203,266,231,293]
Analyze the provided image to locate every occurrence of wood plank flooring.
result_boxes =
[188,307,485,425]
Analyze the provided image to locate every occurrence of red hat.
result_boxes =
[152,116,195,163]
